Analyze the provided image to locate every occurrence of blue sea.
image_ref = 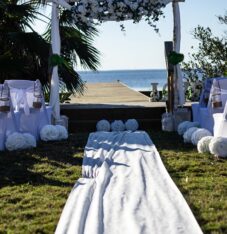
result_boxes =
[78,69,167,91]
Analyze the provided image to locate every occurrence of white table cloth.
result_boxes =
[56,131,202,234]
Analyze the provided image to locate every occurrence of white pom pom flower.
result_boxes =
[5,132,26,151]
[125,119,139,131]
[111,120,125,132]
[191,128,212,145]
[55,125,68,140]
[96,119,110,132]
[40,125,59,141]
[177,121,200,135]
[177,121,191,135]
[23,133,36,148]
[183,127,199,143]
[197,136,213,153]
[188,121,200,129]
[209,137,227,158]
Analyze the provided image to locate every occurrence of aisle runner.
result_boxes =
[56,131,202,234]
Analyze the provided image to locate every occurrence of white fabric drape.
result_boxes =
[56,131,203,234]
[50,3,61,121]
[173,1,185,108]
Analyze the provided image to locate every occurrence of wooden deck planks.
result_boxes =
[69,82,150,104]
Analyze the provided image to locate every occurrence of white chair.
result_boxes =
[5,80,52,140]
[213,101,227,137]
[192,77,227,133]
[0,84,18,151]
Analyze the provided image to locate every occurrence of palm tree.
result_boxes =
[0,0,100,95]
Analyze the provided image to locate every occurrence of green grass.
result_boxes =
[0,131,226,233]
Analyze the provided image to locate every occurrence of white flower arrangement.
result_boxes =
[23,133,37,148]
[96,119,111,132]
[197,136,213,153]
[55,125,68,140]
[70,0,165,29]
[191,128,212,146]
[177,121,191,135]
[209,137,227,158]
[40,125,68,141]
[177,121,199,135]
[125,119,139,131]
[40,125,59,141]
[5,132,36,151]
[183,127,199,143]
[111,120,125,132]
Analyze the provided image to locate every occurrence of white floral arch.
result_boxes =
[48,0,185,121]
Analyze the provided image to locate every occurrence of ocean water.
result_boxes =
[78,69,167,91]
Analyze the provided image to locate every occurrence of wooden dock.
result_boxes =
[60,82,167,132]
[69,82,150,104]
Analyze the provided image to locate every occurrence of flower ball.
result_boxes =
[125,119,139,131]
[183,127,199,143]
[197,136,213,153]
[209,137,227,158]
[111,120,125,132]
[191,128,212,145]
[96,119,111,132]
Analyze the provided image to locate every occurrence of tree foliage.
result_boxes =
[183,27,227,79]
[183,12,227,101]
[0,0,100,96]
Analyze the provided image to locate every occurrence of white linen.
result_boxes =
[56,131,202,234]
[0,83,18,151]
[193,77,227,134]
[191,103,200,122]
[213,101,227,137]
[5,80,52,140]
[0,112,18,151]
[50,3,61,121]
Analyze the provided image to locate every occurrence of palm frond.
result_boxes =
[60,26,100,70]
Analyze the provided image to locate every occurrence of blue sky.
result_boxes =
[36,0,226,71]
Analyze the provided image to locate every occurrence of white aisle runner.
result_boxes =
[56,131,203,234]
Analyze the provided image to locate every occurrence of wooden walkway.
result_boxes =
[61,82,168,132]
[68,82,163,105]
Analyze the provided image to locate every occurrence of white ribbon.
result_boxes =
[14,89,30,115]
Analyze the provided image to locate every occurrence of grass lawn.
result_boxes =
[0,131,226,234]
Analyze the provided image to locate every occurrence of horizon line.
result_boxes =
[77,68,167,72]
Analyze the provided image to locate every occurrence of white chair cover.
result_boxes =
[5,80,52,140]
[192,77,227,133]
[0,84,18,151]
[213,101,227,137]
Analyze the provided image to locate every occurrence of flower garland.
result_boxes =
[70,0,169,28]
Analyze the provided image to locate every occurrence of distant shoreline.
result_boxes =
[78,68,166,73]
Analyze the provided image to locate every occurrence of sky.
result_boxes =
[36,0,227,71]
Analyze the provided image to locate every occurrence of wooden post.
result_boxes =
[164,41,174,113]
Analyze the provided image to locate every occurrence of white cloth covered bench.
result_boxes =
[55,131,202,234]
